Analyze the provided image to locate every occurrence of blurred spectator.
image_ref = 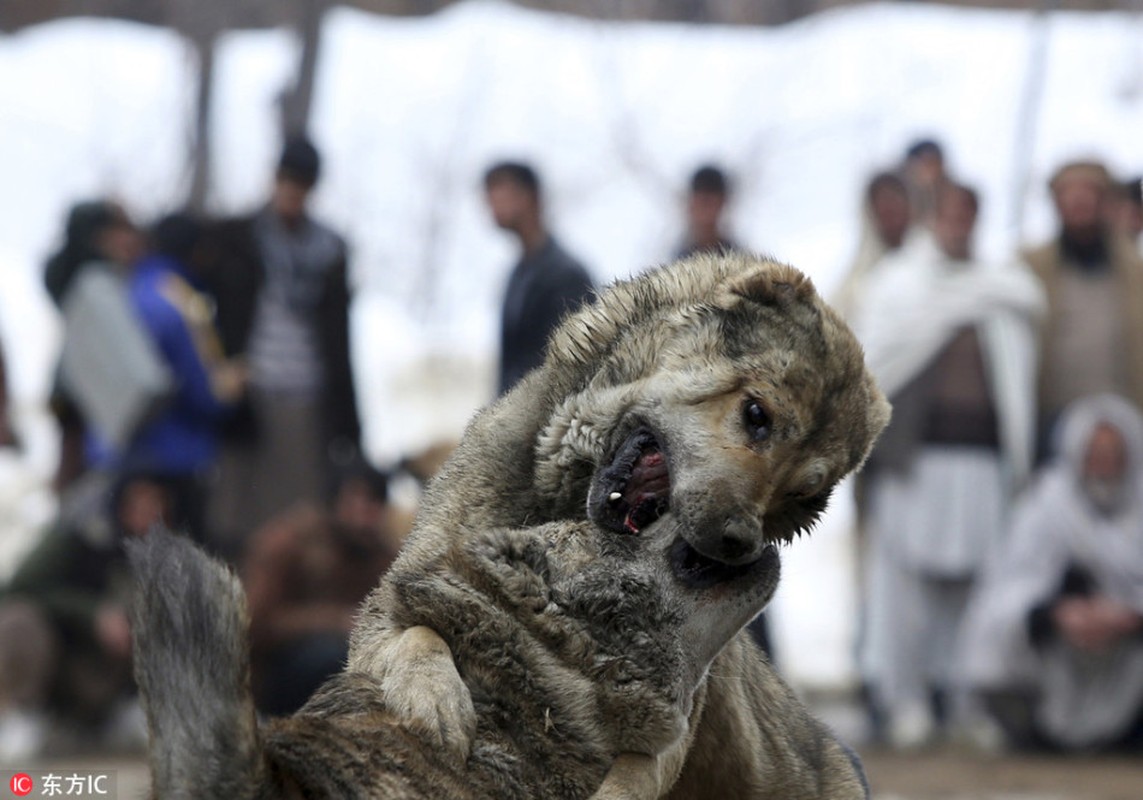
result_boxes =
[834,171,913,320]
[484,161,595,396]
[110,213,245,544]
[835,171,916,723]
[855,183,1044,748]
[1111,175,1143,244]
[243,462,401,716]
[42,201,144,492]
[0,472,173,761]
[44,201,141,308]
[675,164,740,259]
[201,136,361,558]
[1023,161,1143,455]
[0,335,17,450]
[901,138,950,227]
[962,394,1143,753]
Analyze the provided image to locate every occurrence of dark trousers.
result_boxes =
[254,632,349,717]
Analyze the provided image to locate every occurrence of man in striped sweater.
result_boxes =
[201,136,361,560]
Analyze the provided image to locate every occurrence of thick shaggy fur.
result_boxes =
[349,253,890,798]
[131,512,775,798]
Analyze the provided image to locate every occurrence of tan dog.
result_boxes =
[350,253,890,798]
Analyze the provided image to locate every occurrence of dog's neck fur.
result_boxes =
[329,526,695,798]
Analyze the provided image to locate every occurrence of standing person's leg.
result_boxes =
[251,389,325,523]
[862,471,938,749]
[882,561,936,748]
[925,576,974,727]
[208,443,262,562]
[209,390,324,560]
[930,450,1008,745]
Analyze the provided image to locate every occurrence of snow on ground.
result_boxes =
[1,0,1141,687]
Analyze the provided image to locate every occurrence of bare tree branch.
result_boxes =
[280,0,330,137]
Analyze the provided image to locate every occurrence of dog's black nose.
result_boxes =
[713,519,766,565]
[676,504,765,566]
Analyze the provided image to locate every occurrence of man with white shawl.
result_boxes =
[832,171,912,321]
[854,183,1044,748]
[960,394,1143,751]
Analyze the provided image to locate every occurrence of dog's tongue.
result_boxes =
[623,450,670,533]
[626,451,669,500]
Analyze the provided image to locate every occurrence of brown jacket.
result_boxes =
[1023,234,1143,415]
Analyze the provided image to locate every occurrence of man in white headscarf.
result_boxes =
[961,394,1143,752]
[833,171,913,322]
[854,182,1044,748]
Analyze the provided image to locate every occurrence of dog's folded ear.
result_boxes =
[729,262,817,308]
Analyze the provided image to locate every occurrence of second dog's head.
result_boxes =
[459,515,776,757]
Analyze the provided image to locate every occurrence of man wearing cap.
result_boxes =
[1023,160,1143,456]
[201,136,360,559]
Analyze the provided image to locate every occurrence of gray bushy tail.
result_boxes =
[128,528,263,799]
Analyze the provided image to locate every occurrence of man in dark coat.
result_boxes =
[484,161,594,396]
[200,136,361,558]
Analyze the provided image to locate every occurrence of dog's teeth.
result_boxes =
[609,492,622,502]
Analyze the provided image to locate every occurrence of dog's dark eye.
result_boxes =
[743,400,772,442]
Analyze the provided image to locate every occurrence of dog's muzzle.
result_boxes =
[588,427,671,535]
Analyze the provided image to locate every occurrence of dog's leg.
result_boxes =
[352,625,476,762]
[666,636,869,800]
[589,745,691,800]
[589,683,705,800]
[590,754,663,800]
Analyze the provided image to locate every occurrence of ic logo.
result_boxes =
[9,773,33,796]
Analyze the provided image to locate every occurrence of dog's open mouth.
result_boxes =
[670,538,778,590]
[589,427,671,535]
[589,426,779,590]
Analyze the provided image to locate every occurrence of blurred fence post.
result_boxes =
[186,32,216,214]
[279,0,329,138]
[171,0,230,214]
[1007,0,1058,249]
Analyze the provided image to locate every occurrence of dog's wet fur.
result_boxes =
[349,254,887,799]
[133,253,889,799]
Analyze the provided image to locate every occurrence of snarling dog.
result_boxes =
[349,253,890,798]
[130,505,778,799]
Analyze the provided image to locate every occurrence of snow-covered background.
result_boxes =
[2,0,1141,688]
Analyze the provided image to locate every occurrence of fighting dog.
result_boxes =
[349,253,890,798]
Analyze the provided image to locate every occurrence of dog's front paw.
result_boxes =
[380,626,476,761]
